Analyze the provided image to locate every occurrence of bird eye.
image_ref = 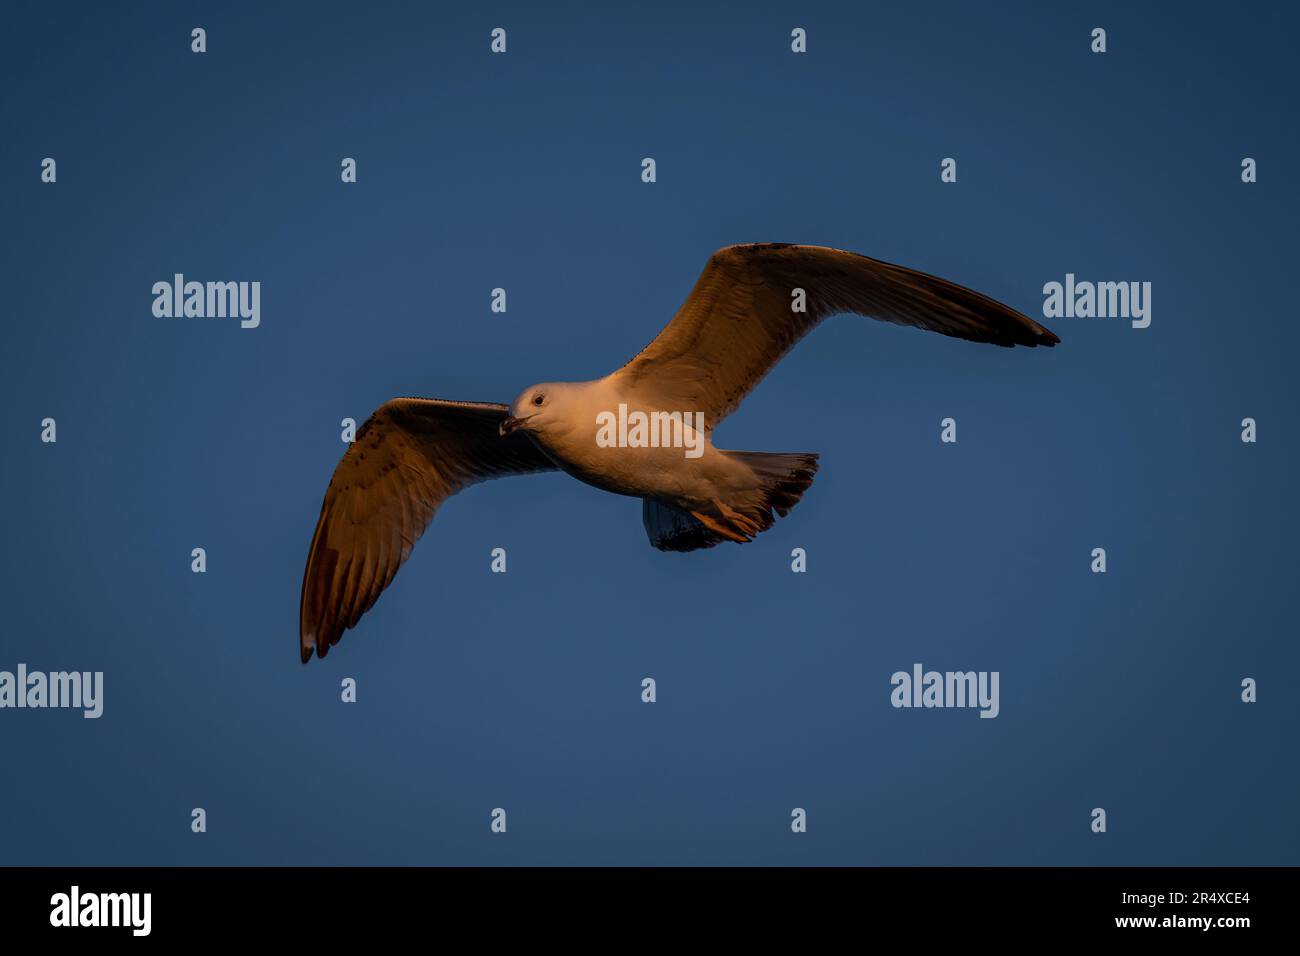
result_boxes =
[532,394,545,406]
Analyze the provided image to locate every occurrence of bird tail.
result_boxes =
[642,451,820,551]
[727,450,820,520]
[651,450,818,547]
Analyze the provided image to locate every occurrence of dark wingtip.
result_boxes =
[1020,322,1060,348]
[300,629,322,664]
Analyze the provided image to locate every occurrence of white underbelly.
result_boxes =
[542,436,737,504]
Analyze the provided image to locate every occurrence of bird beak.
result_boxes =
[499,416,526,437]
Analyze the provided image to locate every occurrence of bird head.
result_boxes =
[500,382,572,438]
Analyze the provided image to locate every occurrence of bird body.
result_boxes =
[502,376,758,503]
[299,243,1058,662]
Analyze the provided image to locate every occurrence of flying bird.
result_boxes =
[299,243,1058,661]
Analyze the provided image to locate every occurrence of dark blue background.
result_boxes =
[2,1,1296,865]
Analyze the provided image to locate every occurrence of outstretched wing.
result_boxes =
[299,398,556,662]
[613,243,1058,429]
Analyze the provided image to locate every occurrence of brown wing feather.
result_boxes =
[615,243,1058,428]
[299,398,555,662]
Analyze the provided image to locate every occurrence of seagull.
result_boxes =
[299,243,1058,662]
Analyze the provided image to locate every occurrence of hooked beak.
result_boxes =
[499,415,530,437]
